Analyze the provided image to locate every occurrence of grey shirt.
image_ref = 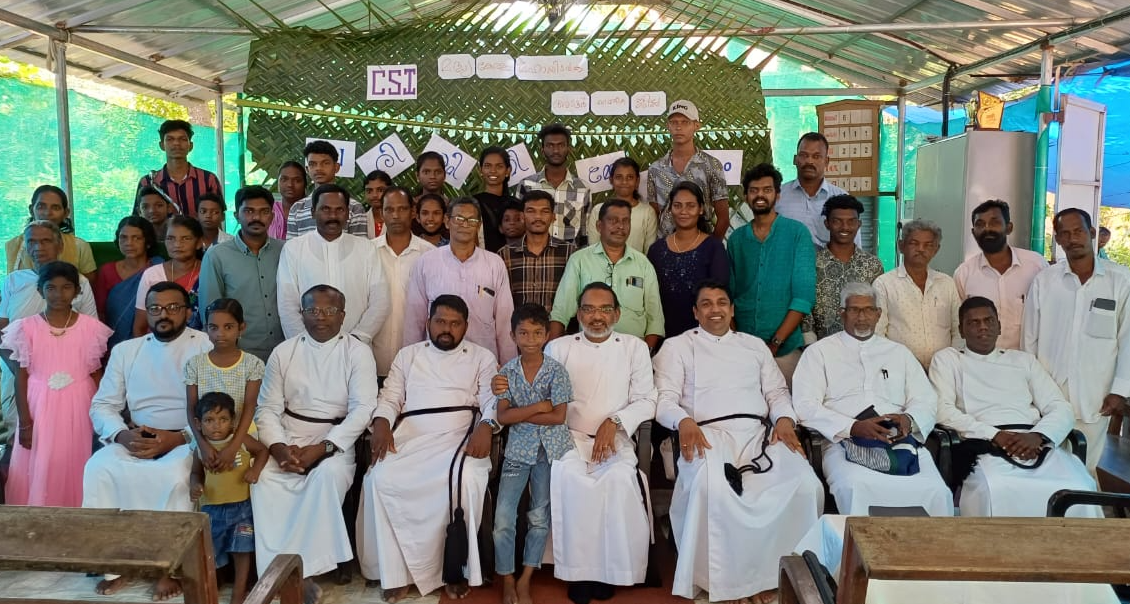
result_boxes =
[198,232,286,362]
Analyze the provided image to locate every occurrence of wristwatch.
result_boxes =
[180,429,192,445]
[322,440,338,455]
[609,415,623,428]
[481,418,503,435]
[768,336,783,347]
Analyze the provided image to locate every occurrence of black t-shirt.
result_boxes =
[474,191,517,253]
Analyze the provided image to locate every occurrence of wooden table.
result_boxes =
[837,516,1130,604]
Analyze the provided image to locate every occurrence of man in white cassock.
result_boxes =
[653,279,823,604]
[252,284,380,604]
[277,183,390,344]
[793,282,954,516]
[83,281,212,600]
[543,282,657,604]
[930,296,1098,517]
[358,294,498,603]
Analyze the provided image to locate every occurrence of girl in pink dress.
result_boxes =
[2,261,111,506]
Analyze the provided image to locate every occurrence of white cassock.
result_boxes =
[793,332,954,516]
[654,329,823,601]
[83,329,212,512]
[545,332,657,585]
[276,231,391,344]
[929,347,1098,517]
[252,331,379,578]
[358,339,497,595]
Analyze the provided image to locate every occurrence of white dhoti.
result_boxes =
[358,425,490,596]
[670,429,823,601]
[550,431,651,585]
[823,442,954,516]
[82,443,193,512]
[1075,417,1111,475]
[961,448,1099,518]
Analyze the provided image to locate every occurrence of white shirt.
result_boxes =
[373,339,498,431]
[256,330,380,450]
[276,231,390,344]
[874,266,962,367]
[0,269,97,320]
[793,332,937,442]
[90,328,212,443]
[775,179,854,247]
[371,234,436,376]
[953,246,1047,350]
[1022,258,1130,422]
[653,328,794,431]
[929,346,1074,444]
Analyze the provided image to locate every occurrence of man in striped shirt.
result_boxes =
[136,119,222,219]
[286,140,369,239]
[517,123,592,246]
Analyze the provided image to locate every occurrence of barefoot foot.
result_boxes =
[95,576,128,596]
[500,575,518,604]
[302,578,323,604]
[515,574,534,604]
[152,575,182,602]
[445,581,470,599]
[383,585,409,603]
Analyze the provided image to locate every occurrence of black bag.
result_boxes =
[842,406,921,476]
[950,423,1051,485]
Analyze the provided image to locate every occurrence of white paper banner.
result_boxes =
[476,54,515,79]
[574,150,626,194]
[638,168,650,200]
[704,149,743,187]
[306,137,357,179]
[422,134,475,189]
[631,91,667,116]
[356,133,414,179]
[590,91,630,116]
[365,64,418,101]
[437,54,475,80]
[507,143,537,185]
[516,55,589,81]
[551,91,589,116]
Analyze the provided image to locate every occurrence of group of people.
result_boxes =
[0,97,1128,604]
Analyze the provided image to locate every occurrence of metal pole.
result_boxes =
[763,87,900,97]
[941,67,953,137]
[52,39,74,209]
[1031,44,1054,256]
[215,91,226,200]
[236,96,246,190]
[896,92,907,221]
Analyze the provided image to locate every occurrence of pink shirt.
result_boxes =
[953,246,1048,350]
[268,200,289,240]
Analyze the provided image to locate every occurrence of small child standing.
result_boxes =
[189,392,268,604]
[492,304,574,604]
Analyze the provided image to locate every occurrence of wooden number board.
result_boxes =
[816,99,882,196]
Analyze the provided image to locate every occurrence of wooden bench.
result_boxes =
[0,507,302,604]
[1098,433,1130,495]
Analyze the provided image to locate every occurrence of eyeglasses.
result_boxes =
[146,303,186,316]
[579,304,617,315]
[450,215,482,227]
[842,306,880,316]
[605,260,615,285]
[300,306,342,317]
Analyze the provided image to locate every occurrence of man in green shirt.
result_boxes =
[550,199,664,350]
[728,163,816,386]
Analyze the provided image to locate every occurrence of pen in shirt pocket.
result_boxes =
[478,285,496,297]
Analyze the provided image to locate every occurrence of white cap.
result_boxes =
[667,99,700,121]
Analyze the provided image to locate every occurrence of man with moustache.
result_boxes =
[810,194,885,340]
[793,282,953,516]
[518,123,592,246]
[776,132,852,247]
[83,281,213,599]
[953,200,1047,350]
[728,163,816,385]
[499,190,575,311]
[286,140,369,239]
[277,184,390,344]
[359,295,497,603]
[1024,208,1130,472]
[199,185,285,362]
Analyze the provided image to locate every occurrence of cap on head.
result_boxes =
[668,99,700,121]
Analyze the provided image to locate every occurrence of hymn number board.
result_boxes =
[816,100,882,196]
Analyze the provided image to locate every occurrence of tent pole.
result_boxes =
[893,90,907,267]
[1031,44,1054,256]
[215,91,225,201]
[53,39,74,212]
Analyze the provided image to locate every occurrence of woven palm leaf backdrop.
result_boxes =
[240,2,772,202]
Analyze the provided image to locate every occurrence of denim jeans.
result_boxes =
[492,448,551,575]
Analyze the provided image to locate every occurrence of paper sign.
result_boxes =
[437,54,475,80]
[849,144,861,158]
[356,133,414,179]
[860,125,873,140]
[849,177,861,191]
[507,143,537,185]
[631,91,667,116]
[824,128,840,143]
[859,143,873,158]
[551,91,589,116]
[574,150,626,194]
[823,111,840,127]
[476,54,514,79]
[860,177,873,192]
[306,137,357,179]
[366,64,418,101]
[590,91,630,116]
[516,55,589,81]
[703,150,743,187]
[638,168,649,200]
[826,162,840,176]
[422,134,475,189]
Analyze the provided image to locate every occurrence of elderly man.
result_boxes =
[252,284,380,604]
[874,219,961,368]
[793,282,953,516]
[359,294,497,603]
[83,281,212,599]
[1023,208,1130,472]
[277,183,389,344]
[653,279,822,604]
[931,296,1097,517]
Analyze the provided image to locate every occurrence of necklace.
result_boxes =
[43,310,76,337]
[671,232,703,253]
[168,259,200,283]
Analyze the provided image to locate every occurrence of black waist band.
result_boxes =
[284,408,344,425]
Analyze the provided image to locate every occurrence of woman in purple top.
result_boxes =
[647,181,730,338]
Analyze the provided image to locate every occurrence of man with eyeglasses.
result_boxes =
[550,199,664,350]
[83,281,213,599]
[404,197,516,362]
[199,185,285,362]
[792,282,953,516]
[277,183,390,345]
[517,123,592,246]
[253,284,380,604]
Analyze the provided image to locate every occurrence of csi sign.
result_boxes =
[366,64,418,101]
